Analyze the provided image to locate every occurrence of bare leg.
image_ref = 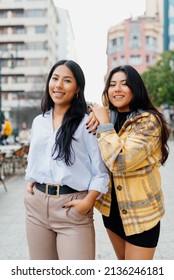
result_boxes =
[106,228,156,260]
[106,228,126,260]
[125,242,156,260]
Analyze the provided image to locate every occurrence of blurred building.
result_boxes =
[0,0,59,131]
[163,0,174,51]
[146,0,163,22]
[57,7,77,60]
[106,0,164,76]
[0,0,77,133]
[146,0,174,51]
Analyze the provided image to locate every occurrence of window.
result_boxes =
[131,36,139,49]
[16,44,26,50]
[146,55,150,63]
[120,56,125,65]
[16,60,25,67]
[0,27,7,35]
[146,36,157,50]
[117,37,124,47]
[27,9,45,17]
[0,11,7,18]
[112,39,116,46]
[129,55,142,65]
[111,37,124,48]
[27,42,45,50]
[13,27,26,34]
[27,59,44,66]
[0,44,8,51]
[17,76,25,83]
[27,76,43,83]
[12,10,24,17]
[1,76,8,83]
[112,57,117,67]
[35,26,46,33]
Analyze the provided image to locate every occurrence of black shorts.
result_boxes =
[102,187,160,248]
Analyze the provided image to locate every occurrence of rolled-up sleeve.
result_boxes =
[84,127,110,195]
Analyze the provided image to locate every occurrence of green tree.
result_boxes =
[142,51,174,106]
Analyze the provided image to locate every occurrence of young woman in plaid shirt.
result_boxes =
[89,65,169,260]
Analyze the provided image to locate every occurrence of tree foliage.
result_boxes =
[142,51,174,106]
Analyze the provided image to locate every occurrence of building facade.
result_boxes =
[57,7,77,61]
[164,0,174,50]
[146,0,174,51]
[145,0,163,23]
[0,0,59,132]
[106,0,163,77]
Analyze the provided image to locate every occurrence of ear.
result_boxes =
[76,86,80,94]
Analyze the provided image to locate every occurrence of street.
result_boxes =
[0,140,174,260]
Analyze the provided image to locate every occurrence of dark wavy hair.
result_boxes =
[41,59,87,165]
[102,65,169,165]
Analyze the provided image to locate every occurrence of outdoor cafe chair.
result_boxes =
[0,152,7,191]
[3,144,29,175]
[11,144,29,173]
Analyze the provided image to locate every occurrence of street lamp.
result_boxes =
[0,50,16,123]
[0,56,3,111]
[0,55,5,127]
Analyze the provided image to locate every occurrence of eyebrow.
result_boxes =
[110,79,126,82]
[52,73,73,79]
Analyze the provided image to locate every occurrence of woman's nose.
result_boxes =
[115,84,121,91]
[55,80,63,88]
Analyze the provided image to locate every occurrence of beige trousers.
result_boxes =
[24,186,95,260]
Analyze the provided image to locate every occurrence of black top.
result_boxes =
[114,111,130,133]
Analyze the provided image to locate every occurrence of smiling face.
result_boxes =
[49,64,79,111]
[108,71,133,112]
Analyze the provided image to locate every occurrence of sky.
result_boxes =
[54,0,146,103]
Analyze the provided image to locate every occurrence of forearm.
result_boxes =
[84,190,101,208]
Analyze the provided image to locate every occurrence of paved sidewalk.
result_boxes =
[0,140,174,260]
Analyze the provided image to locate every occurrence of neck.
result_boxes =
[52,107,66,131]
[53,104,70,116]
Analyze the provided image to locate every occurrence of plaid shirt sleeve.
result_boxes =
[96,113,162,173]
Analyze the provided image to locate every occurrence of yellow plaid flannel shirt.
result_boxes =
[94,111,165,236]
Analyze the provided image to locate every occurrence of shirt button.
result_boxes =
[122,209,127,215]
[117,185,122,191]
[97,133,101,138]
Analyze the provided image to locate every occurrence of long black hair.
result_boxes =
[41,59,87,165]
[102,65,169,165]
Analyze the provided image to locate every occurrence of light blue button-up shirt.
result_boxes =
[25,110,109,194]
